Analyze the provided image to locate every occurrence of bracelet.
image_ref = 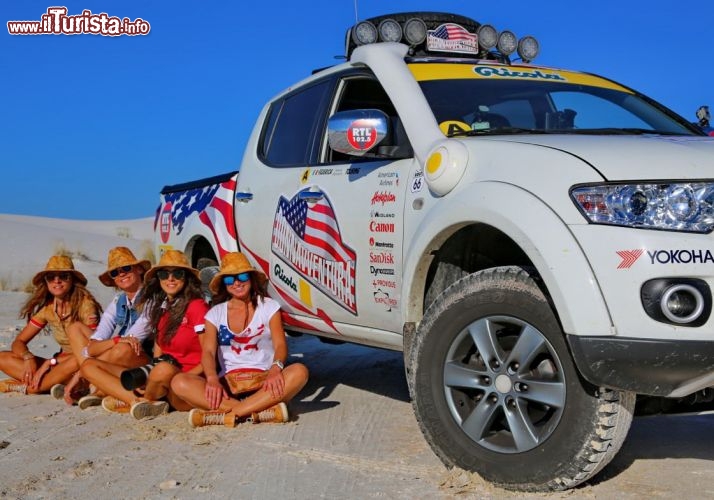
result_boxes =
[81,346,92,359]
[113,336,121,345]
[21,351,34,361]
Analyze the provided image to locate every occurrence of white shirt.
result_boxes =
[205,297,280,376]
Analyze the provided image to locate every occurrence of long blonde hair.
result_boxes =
[20,280,102,322]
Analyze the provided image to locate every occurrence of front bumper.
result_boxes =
[568,335,714,397]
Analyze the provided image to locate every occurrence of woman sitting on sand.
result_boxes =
[0,255,101,395]
[56,247,154,407]
[170,252,309,427]
[81,250,209,420]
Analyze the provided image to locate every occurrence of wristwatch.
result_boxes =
[272,360,284,370]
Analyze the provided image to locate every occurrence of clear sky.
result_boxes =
[2,1,712,220]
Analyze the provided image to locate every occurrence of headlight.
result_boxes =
[571,182,714,233]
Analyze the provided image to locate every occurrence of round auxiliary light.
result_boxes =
[497,30,518,55]
[403,17,427,45]
[477,24,498,50]
[517,35,540,62]
[352,21,378,46]
[378,18,403,43]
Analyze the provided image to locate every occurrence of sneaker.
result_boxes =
[188,409,236,428]
[102,396,130,414]
[50,384,65,400]
[130,400,169,420]
[0,378,27,394]
[250,402,289,424]
[78,394,102,410]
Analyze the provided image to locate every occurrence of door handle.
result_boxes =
[235,191,253,203]
[298,190,324,203]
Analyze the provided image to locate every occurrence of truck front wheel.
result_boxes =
[409,266,635,491]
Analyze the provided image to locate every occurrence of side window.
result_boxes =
[260,79,331,167]
[323,76,411,163]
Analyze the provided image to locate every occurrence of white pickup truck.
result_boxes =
[154,12,714,491]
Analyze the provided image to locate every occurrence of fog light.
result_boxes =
[661,284,704,324]
[641,278,711,327]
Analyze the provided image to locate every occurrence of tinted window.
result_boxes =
[262,80,331,167]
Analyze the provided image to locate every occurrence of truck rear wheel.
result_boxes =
[409,266,635,491]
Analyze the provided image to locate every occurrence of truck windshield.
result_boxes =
[415,68,697,137]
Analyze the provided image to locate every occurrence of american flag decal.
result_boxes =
[427,23,478,54]
[271,189,357,314]
[163,178,238,258]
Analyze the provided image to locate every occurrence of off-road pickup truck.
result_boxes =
[155,12,714,491]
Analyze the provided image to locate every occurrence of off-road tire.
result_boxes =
[409,266,635,491]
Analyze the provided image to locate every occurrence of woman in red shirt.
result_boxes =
[82,250,209,419]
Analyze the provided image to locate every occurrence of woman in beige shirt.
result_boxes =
[0,255,102,395]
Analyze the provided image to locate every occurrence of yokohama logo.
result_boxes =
[616,249,644,269]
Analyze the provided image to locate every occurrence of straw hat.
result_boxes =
[144,249,200,282]
[209,252,266,294]
[99,247,152,287]
[32,255,87,286]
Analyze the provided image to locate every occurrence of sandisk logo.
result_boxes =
[616,249,644,269]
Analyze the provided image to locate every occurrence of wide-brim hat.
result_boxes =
[209,252,267,294]
[144,249,200,283]
[32,255,88,287]
[99,246,152,287]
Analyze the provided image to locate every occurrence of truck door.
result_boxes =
[236,72,412,340]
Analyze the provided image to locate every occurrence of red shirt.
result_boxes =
[157,298,208,372]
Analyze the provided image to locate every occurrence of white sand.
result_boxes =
[0,214,712,498]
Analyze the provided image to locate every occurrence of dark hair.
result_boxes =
[211,271,267,308]
[138,271,204,344]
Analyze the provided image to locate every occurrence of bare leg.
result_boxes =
[143,362,181,401]
[0,351,31,381]
[172,363,309,417]
[80,358,140,405]
[66,322,94,365]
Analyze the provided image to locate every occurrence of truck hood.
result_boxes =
[491,135,714,181]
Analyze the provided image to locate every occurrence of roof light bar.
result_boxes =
[378,18,403,42]
[403,17,427,45]
[497,30,518,55]
[352,21,378,46]
[517,35,540,62]
[477,24,498,50]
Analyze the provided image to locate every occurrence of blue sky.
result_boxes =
[2,1,713,220]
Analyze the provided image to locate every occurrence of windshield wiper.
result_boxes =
[447,127,548,137]
[567,128,686,136]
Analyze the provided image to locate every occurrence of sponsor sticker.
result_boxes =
[347,120,378,151]
[616,248,714,268]
[410,169,424,193]
[426,23,478,54]
[371,191,396,205]
[272,189,357,314]
[373,289,398,311]
[160,202,172,243]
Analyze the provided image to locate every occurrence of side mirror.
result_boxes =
[327,109,389,157]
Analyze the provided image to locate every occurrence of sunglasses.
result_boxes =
[222,272,251,286]
[109,265,133,279]
[45,272,71,283]
[156,268,186,281]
